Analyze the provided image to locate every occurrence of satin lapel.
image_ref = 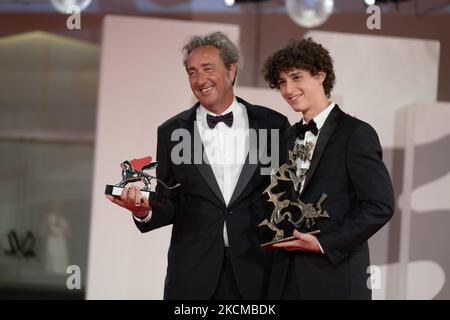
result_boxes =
[228,102,259,207]
[284,124,299,200]
[285,125,297,159]
[300,106,344,197]
[181,103,226,206]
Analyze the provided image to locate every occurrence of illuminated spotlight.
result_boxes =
[225,0,272,6]
[50,0,92,14]
[286,0,334,29]
[364,0,412,5]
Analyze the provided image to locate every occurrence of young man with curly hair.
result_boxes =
[262,38,394,299]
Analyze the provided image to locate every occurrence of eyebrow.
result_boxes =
[187,63,214,72]
[201,63,214,68]
[278,70,303,81]
[288,71,302,77]
[278,70,303,82]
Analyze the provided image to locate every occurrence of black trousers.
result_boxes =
[211,247,242,300]
[281,256,302,300]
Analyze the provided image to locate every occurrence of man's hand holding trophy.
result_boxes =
[105,156,179,219]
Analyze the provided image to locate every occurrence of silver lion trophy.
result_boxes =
[105,156,179,204]
[258,142,330,247]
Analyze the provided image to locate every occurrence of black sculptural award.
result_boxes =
[259,142,330,247]
[105,156,179,203]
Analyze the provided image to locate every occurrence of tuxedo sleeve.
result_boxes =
[318,122,395,265]
[282,116,291,131]
[279,117,291,164]
[134,125,181,232]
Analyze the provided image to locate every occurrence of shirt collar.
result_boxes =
[198,97,239,119]
[197,97,240,130]
[307,102,335,130]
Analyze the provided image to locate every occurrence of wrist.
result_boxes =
[133,208,152,223]
[133,209,149,219]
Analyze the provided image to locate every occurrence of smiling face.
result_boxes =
[185,46,236,115]
[278,68,329,121]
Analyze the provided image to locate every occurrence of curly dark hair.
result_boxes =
[262,37,335,98]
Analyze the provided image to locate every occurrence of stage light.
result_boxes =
[224,0,235,6]
[225,0,272,6]
[50,0,92,14]
[286,0,334,28]
[364,0,413,6]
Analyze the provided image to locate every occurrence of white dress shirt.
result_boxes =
[135,97,249,247]
[296,102,335,193]
[196,97,249,246]
[295,102,335,254]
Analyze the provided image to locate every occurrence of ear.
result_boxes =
[316,71,326,84]
[228,63,237,83]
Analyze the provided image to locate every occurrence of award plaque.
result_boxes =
[105,156,179,203]
[259,142,330,247]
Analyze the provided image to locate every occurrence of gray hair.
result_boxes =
[182,31,239,70]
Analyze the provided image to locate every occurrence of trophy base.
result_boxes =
[105,185,157,202]
[261,230,321,248]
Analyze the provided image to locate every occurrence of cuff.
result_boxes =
[133,210,152,223]
[317,240,325,254]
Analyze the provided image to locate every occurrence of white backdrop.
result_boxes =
[306,31,440,148]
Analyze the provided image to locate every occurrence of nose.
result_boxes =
[196,71,207,86]
[282,80,294,96]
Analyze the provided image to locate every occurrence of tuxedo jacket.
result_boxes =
[135,97,290,300]
[268,105,394,300]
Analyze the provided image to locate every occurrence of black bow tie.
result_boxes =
[295,119,319,140]
[206,112,234,129]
